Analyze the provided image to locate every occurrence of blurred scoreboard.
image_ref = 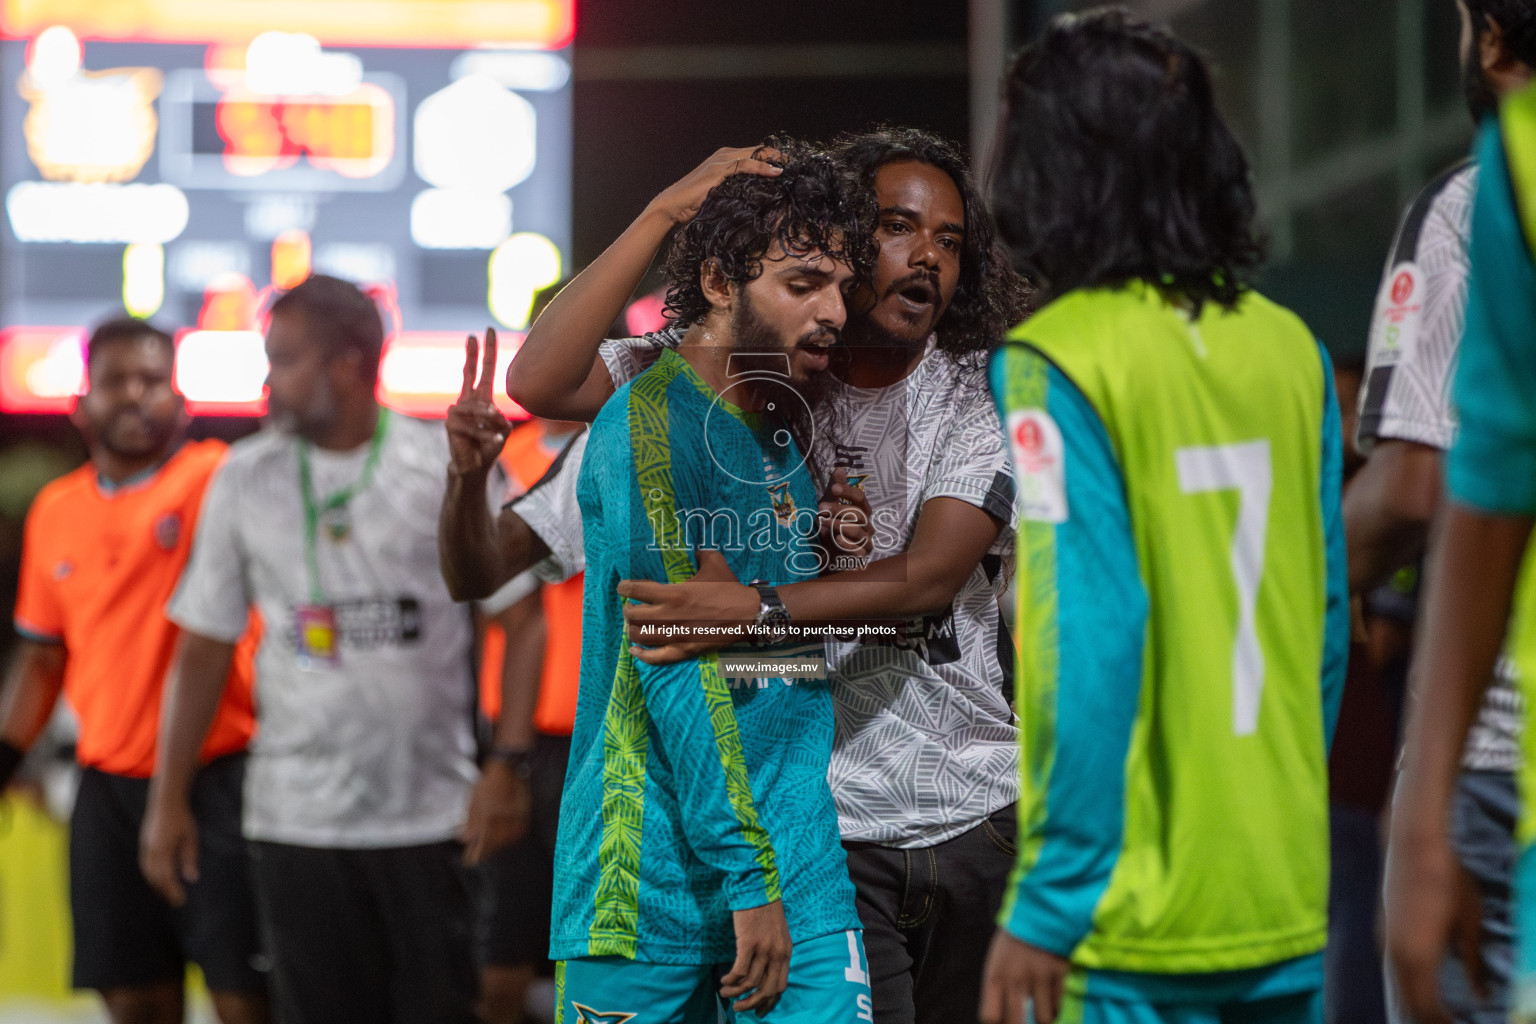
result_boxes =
[0,0,574,417]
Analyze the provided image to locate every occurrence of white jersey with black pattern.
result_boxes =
[504,428,588,585]
[1358,161,1475,453]
[1358,159,1522,774]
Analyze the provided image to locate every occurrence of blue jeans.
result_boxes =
[1385,771,1515,1024]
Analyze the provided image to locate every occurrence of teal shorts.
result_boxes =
[1517,843,1536,1022]
[555,929,873,1024]
[1052,989,1321,1024]
[1051,955,1324,1024]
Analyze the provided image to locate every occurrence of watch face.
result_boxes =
[754,598,791,645]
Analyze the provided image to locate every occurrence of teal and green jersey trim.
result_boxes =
[1500,86,1536,258]
[989,341,1150,958]
[587,351,780,957]
[634,353,781,905]
[994,345,1059,928]
[588,640,650,957]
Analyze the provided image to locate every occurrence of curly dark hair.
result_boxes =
[833,127,1033,356]
[992,8,1265,313]
[661,138,877,327]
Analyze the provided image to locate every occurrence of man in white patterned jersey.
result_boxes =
[1348,3,1534,1021]
[505,131,1034,1024]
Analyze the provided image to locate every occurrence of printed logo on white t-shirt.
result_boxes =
[1369,261,1424,369]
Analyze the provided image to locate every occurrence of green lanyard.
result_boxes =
[298,409,390,603]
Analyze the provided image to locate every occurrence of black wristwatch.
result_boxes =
[750,582,792,647]
[487,746,533,780]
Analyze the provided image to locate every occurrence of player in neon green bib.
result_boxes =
[979,12,1347,1024]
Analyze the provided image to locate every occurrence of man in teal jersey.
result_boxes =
[1385,82,1536,1024]
[980,12,1348,1024]
[539,143,872,1023]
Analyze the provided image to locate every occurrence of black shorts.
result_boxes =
[69,752,267,994]
[250,838,478,1024]
[477,732,570,969]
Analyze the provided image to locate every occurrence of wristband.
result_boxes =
[487,746,533,780]
[0,740,24,792]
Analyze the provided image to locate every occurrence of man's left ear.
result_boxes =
[700,259,735,314]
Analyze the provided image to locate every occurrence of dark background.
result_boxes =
[570,0,1470,359]
[569,0,971,269]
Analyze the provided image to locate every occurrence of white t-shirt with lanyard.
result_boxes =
[168,411,482,848]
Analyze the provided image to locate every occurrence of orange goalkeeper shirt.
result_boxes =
[479,422,583,736]
[14,440,257,778]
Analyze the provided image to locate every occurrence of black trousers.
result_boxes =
[842,803,1018,1024]
[71,754,266,994]
[249,839,477,1024]
[477,733,570,968]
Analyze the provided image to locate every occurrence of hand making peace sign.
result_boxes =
[446,327,513,478]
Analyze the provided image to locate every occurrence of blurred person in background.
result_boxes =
[140,276,488,1024]
[468,416,582,1024]
[1384,64,1536,1024]
[1348,3,1536,1022]
[1325,352,1402,1024]
[0,437,82,668]
[981,10,1346,1023]
[1,316,267,1024]
[465,287,589,1024]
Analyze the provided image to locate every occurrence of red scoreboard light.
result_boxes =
[0,0,575,50]
[0,325,84,413]
[159,71,406,192]
[0,327,533,420]
[215,84,394,179]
